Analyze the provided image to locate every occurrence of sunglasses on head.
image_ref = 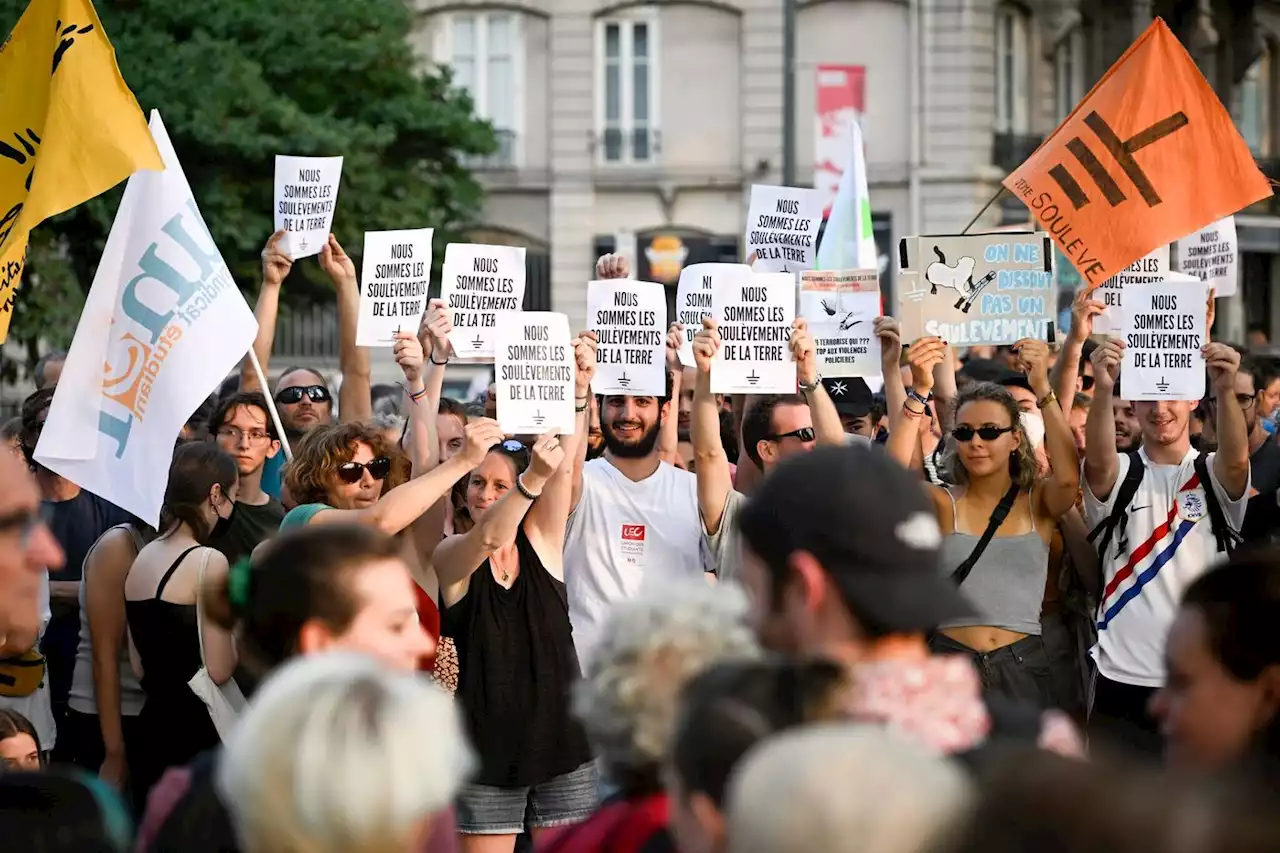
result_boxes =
[768,427,816,443]
[275,385,332,405]
[952,425,1015,443]
[501,439,527,453]
[336,456,392,484]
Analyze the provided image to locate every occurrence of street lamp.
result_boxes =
[782,0,796,186]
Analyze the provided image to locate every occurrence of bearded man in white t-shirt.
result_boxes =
[1083,337,1250,755]
[564,254,712,668]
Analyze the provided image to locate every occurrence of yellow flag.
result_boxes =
[0,0,162,342]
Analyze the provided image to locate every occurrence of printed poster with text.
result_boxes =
[675,264,751,367]
[586,279,667,396]
[440,243,528,360]
[897,232,1054,345]
[711,272,796,395]
[1176,217,1238,297]
[744,185,823,274]
[1094,246,1169,336]
[495,311,576,435]
[273,155,343,259]
[1120,273,1207,401]
[799,269,881,377]
[355,228,433,347]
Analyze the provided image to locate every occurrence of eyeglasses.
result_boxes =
[951,425,1015,443]
[336,456,392,484]
[768,427,816,443]
[1238,393,1258,409]
[0,503,54,549]
[275,385,332,405]
[216,427,272,445]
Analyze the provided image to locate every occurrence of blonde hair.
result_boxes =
[943,382,1037,493]
[573,582,759,791]
[217,653,475,853]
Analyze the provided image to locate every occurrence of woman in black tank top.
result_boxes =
[436,340,597,853]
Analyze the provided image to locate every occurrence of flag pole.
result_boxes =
[960,186,1007,235]
[248,348,293,461]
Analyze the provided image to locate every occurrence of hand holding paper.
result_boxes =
[1068,286,1106,342]
[1204,342,1241,396]
[693,319,720,374]
[596,253,630,280]
[528,432,565,483]
[394,331,424,385]
[1013,338,1052,397]
[665,323,684,375]
[460,418,505,468]
[906,337,946,395]
[790,318,818,386]
[875,317,902,372]
[421,298,453,361]
[1090,338,1123,394]
[573,331,598,396]
[320,234,356,289]
[261,230,293,289]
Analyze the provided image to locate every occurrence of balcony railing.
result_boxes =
[462,129,518,171]
[594,128,662,166]
[992,132,1043,172]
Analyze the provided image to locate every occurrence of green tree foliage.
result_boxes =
[0,0,494,377]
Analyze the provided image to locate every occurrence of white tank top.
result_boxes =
[68,526,147,717]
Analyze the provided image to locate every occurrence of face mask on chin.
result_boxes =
[207,498,235,542]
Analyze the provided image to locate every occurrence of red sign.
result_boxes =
[621,524,646,542]
[814,65,866,217]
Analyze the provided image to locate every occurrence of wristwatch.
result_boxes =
[798,375,822,394]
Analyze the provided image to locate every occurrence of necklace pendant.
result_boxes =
[501,570,510,582]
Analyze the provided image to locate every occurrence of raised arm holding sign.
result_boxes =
[495,312,577,435]
[586,279,667,396]
[273,155,342,259]
[710,272,796,394]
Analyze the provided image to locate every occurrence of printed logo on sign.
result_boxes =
[1049,111,1189,211]
[1178,491,1206,523]
[100,327,183,420]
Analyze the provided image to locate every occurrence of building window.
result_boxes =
[1233,46,1272,156]
[438,12,521,168]
[597,15,659,164]
[995,3,1031,134]
[1053,27,1085,121]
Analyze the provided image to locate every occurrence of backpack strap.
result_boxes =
[951,481,1021,586]
[1192,453,1241,556]
[1087,451,1145,565]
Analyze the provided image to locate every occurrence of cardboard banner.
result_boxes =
[440,243,527,360]
[897,232,1055,344]
[799,269,881,377]
[1002,18,1271,287]
[1176,216,1238,297]
[586,279,667,396]
[495,311,576,435]
[711,271,796,394]
[1120,273,1207,401]
[273,155,342,259]
[1094,246,1168,336]
[675,263,750,367]
[354,229,433,347]
[744,184,823,274]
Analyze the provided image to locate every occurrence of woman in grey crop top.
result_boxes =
[886,337,1080,708]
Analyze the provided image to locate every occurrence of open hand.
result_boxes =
[261,230,293,288]
[459,418,505,468]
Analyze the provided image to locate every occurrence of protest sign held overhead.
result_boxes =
[34,112,258,527]
[1094,246,1169,336]
[274,155,343,259]
[355,228,433,347]
[587,279,667,396]
[675,264,750,367]
[1120,272,1207,401]
[495,312,576,435]
[897,232,1054,344]
[0,0,162,343]
[440,243,527,360]
[744,184,823,274]
[712,271,796,394]
[1002,18,1270,287]
[1176,216,1238,297]
[799,269,881,377]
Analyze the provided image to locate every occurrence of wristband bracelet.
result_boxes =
[902,401,926,419]
[575,402,588,413]
[409,387,428,403]
[907,388,932,407]
[429,354,448,365]
[516,473,542,501]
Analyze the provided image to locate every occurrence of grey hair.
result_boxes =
[942,382,1037,493]
[217,653,475,853]
[370,411,406,436]
[573,582,760,788]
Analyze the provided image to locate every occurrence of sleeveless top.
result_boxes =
[441,527,592,788]
[69,525,147,717]
[125,547,210,700]
[938,489,1050,635]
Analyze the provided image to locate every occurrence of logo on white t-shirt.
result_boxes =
[620,524,647,567]
[1177,490,1206,523]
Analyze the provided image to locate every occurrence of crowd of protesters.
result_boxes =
[2,237,1280,853]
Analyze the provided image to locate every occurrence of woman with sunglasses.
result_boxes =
[886,334,1079,707]
[434,336,597,853]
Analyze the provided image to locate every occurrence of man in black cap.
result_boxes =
[735,444,1082,758]
[820,377,878,441]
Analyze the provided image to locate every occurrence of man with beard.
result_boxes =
[586,396,606,461]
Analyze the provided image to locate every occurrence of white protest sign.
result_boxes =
[1120,273,1207,402]
[495,311,576,435]
[440,243,528,360]
[355,229,433,347]
[1095,245,1168,335]
[799,269,881,377]
[1176,216,1238,297]
[675,264,750,367]
[711,272,796,394]
[273,155,343,259]
[744,184,823,274]
[586,280,667,396]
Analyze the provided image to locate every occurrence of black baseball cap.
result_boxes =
[959,358,1032,393]
[821,377,873,417]
[736,444,975,634]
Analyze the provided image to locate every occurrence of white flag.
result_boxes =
[816,119,877,272]
[35,111,258,527]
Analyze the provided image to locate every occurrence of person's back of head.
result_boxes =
[0,768,133,853]
[726,725,972,853]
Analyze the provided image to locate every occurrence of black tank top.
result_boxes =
[442,527,592,787]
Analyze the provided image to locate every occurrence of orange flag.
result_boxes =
[1002,17,1271,288]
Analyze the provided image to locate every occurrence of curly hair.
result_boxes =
[572,582,760,794]
[943,382,1037,493]
[283,422,410,508]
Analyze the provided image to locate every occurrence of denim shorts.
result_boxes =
[456,761,600,835]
